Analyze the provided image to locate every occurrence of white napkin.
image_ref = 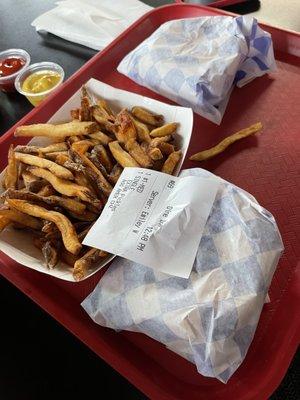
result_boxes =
[31,0,152,50]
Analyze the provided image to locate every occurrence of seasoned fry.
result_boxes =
[108,164,123,185]
[190,122,263,161]
[0,208,42,230]
[7,199,81,255]
[73,248,108,281]
[150,123,178,138]
[91,145,113,173]
[15,121,97,138]
[131,106,164,126]
[158,142,175,156]
[0,216,11,232]
[125,139,153,168]
[15,152,74,180]
[161,151,182,174]
[132,117,152,143]
[109,141,140,168]
[3,189,86,214]
[28,167,98,205]
[149,147,163,161]
[88,131,113,145]
[15,142,68,154]
[4,145,18,189]
[115,109,137,144]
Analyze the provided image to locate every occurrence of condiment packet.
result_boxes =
[84,168,219,278]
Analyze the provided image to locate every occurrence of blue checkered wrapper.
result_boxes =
[82,168,283,383]
[117,16,276,124]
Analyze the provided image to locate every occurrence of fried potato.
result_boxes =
[0,208,42,230]
[73,248,108,281]
[8,199,81,255]
[132,117,152,143]
[150,135,171,148]
[3,189,86,214]
[61,249,79,267]
[22,171,46,193]
[161,151,181,175]
[37,185,56,197]
[150,123,178,138]
[149,147,163,161]
[45,151,69,161]
[79,96,92,121]
[108,164,123,185]
[4,145,18,189]
[88,131,113,146]
[15,121,97,138]
[158,142,175,156]
[68,210,98,222]
[15,152,74,180]
[125,139,153,168]
[71,140,94,154]
[55,153,71,166]
[109,141,140,168]
[15,142,68,154]
[70,109,80,120]
[189,122,263,161]
[92,107,116,135]
[0,216,11,232]
[115,109,137,144]
[28,167,98,205]
[41,240,60,269]
[91,145,113,173]
[131,106,164,126]
[97,99,115,119]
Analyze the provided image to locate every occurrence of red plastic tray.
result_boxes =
[175,0,249,9]
[0,4,299,400]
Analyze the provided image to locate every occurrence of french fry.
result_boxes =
[125,139,153,168]
[108,164,123,185]
[41,240,60,269]
[97,99,115,119]
[70,109,80,120]
[115,109,137,144]
[88,131,113,146]
[73,248,108,281]
[150,135,171,147]
[7,199,82,255]
[91,145,113,173]
[132,117,152,143]
[150,123,178,138]
[131,106,164,126]
[22,171,46,193]
[36,185,56,197]
[109,141,140,168]
[158,142,175,156]
[189,122,263,161]
[0,216,11,232]
[61,248,79,267]
[0,208,42,230]
[149,147,163,161]
[79,96,92,121]
[162,151,181,174]
[15,152,74,180]
[15,142,68,154]
[4,145,18,189]
[55,153,71,166]
[71,140,94,154]
[28,167,99,205]
[15,121,97,138]
[68,210,98,222]
[45,151,69,161]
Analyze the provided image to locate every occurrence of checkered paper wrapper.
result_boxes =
[82,168,283,383]
[117,16,276,125]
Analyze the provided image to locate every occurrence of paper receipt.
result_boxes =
[84,168,219,278]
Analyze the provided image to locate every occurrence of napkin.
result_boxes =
[31,0,152,51]
[82,168,284,383]
[117,16,277,124]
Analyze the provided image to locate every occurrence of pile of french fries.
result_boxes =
[0,87,182,281]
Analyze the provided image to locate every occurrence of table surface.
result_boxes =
[0,0,299,399]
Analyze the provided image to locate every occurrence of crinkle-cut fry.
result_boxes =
[3,189,86,213]
[162,150,182,175]
[15,152,74,180]
[125,139,153,168]
[22,170,46,193]
[158,142,175,156]
[71,140,94,154]
[150,135,171,148]
[150,122,178,138]
[71,150,113,197]
[132,117,152,143]
[91,145,113,173]
[7,199,82,255]
[28,167,98,205]
[115,109,137,144]
[0,208,42,230]
[15,142,68,154]
[189,122,263,161]
[109,141,140,168]
[0,216,11,232]
[149,147,163,161]
[73,248,108,281]
[14,121,97,138]
[108,164,123,185]
[4,145,18,189]
[131,106,164,127]
[88,131,113,146]
[37,185,56,197]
